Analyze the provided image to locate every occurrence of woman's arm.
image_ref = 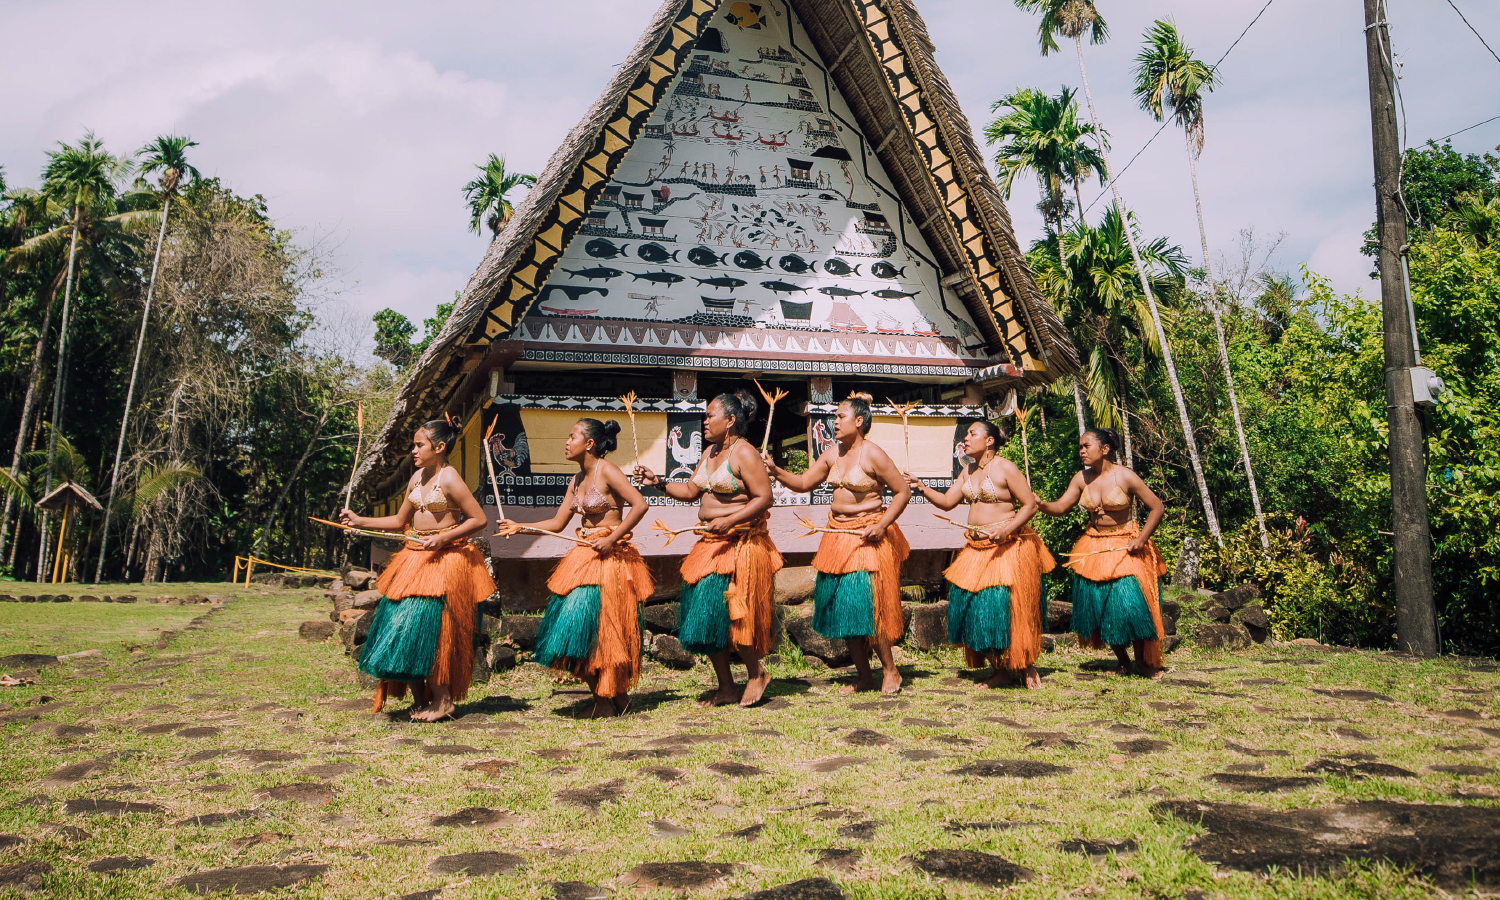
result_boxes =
[863,443,910,542]
[904,469,965,511]
[765,448,832,493]
[989,457,1038,540]
[1037,473,1084,518]
[633,464,703,502]
[343,495,415,531]
[593,462,650,551]
[512,475,577,537]
[424,467,488,550]
[1122,469,1165,551]
[704,440,775,533]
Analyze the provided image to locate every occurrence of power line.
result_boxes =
[1442,0,1500,68]
[1437,111,1500,143]
[1082,0,1277,216]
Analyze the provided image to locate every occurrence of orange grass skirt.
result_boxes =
[678,517,783,656]
[944,526,1056,670]
[371,540,495,708]
[810,511,910,645]
[1067,521,1168,669]
[541,528,654,698]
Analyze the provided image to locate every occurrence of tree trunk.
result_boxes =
[1187,141,1269,553]
[1072,381,1087,434]
[1074,34,1222,546]
[0,264,67,562]
[38,211,83,580]
[97,195,172,582]
[1115,362,1135,470]
[252,406,332,558]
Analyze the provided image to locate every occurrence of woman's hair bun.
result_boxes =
[847,391,874,403]
[576,417,619,456]
[602,420,622,436]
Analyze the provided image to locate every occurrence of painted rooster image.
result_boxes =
[667,425,703,479]
[487,431,529,474]
[811,419,838,457]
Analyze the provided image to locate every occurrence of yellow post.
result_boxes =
[50,504,70,584]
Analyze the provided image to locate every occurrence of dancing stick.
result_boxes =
[481,416,504,521]
[620,390,641,464]
[889,400,919,471]
[754,378,789,455]
[495,520,593,547]
[1060,545,1132,569]
[793,512,866,537]
[930,512,1006,540]
[308,516,409,543]
[342,401,363,512]
[649,517,706,547]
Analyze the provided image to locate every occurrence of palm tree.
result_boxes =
[986,87,1107,434]
[1014,0,1222,545]
[1030,208,1189,467]
[95,135,199,582]
[462,155,536,237]
[1134,20,1266,553]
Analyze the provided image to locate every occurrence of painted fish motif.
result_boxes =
[777,253,813,274]
[822,258,861,277]
[542,284,609,302]
[695,275,747,290]
[870,262,907,279]
[687,245,729,267]
[872,288,920,300]
[631,270,685,285]
[585,238,630,259]
[562,266,623,282]
[760,280,809,295]
[724,1,765,29]
[733,250,771,271]
[819,286,866,297]
[637,242,680,264]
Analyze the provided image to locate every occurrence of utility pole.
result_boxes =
[1363,0,1438,656]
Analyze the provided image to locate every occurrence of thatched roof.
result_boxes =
[354,0,1078,498]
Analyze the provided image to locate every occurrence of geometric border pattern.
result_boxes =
[849,0,1043,368]
[470,0,724,343]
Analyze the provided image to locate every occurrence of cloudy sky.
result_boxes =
[5,0,1498,353]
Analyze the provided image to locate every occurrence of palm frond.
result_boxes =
[0,467,34,512]
[132,466,202,516]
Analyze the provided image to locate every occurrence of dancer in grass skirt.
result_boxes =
[635,390,781,708]
[341,417,496,721]
[907,420,1055,689]
[505,419,652,718]
[765,393,910,694]
[1038,427,1168,678]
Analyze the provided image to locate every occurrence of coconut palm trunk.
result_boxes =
[1187,143,1268,552]
[95,194,171,582]
[36,210,82,580]
[1072,33,1222,545]
[0,266,67,562]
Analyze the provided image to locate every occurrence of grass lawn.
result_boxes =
[0,584,1495,899]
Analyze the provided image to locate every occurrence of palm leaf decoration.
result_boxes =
[131,466,202,517]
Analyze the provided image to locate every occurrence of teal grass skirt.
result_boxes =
[358,595,444,682]
[1070,574,1157,647]
[947,584,1013,654]
[811,570,875,640]
[678,572,731,654]
[533,586,602,668]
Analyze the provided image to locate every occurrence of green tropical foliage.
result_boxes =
[1014,0,1108,56]
[462,154,536,237]
[1132,19,1217,153]
[986,86,1106,230]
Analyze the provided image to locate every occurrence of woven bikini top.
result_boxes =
[691,445,741,495]
[1081,469,1131,512]
[961,464,1007,504]
[572,467,618,515]
[408,470,451,514]
[828,445,877,492]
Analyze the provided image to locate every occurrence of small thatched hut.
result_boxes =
[353,0,1078,608]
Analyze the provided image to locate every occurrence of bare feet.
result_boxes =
[581,697,616,719]
[1139,665,1164,680]
[612,694,632,715]
[411,698,455,722]
[838,678,874,695]
[1022,666,1041,690]
[740,669,771,707]
[880,669,903,694]
[698,687,739,708]
[981,668,1012,689]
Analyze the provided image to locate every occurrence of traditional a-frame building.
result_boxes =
[354,0,1078,604]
